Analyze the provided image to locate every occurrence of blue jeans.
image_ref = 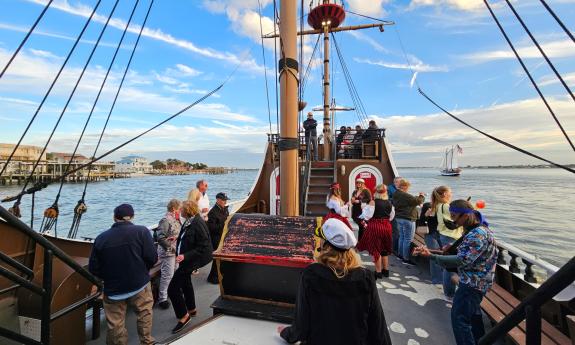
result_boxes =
[439,234,458,297]
[391,218,399,254]
[397,218,415,260]
[451,284,485,345]
[424,232,443,284]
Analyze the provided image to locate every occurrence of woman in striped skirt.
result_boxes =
[356,184,395,278]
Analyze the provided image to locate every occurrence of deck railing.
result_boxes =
[479,256,575,345]
[0,206,103,345]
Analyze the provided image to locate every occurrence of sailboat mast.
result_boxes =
[322,9,331,160]
[279,0,299,216]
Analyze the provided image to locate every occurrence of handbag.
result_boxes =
[416,225,429,235]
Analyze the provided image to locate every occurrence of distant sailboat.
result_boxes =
[440,145,463,176]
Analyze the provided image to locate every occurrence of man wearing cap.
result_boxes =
[351,178,372,240]
[89,204,157,345]
[280,218,391,345]
[303,112,318,161]
[206,192,230,284]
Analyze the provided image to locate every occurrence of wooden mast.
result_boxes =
[322,8,331,161]
[279,0,299,216]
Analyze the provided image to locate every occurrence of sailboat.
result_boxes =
[0,1,574,344]
[440,145,463,177]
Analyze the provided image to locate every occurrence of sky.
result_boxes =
[0,0,574,168]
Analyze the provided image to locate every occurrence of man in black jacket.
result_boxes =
[89,204,157,345]
[303,112,318,161]
[206,192,230,284]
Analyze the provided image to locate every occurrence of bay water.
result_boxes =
[1,168,573,267]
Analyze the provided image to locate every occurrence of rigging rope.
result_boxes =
[331,33,369,127]
[70,0,154,238]
[504,0,574,103]
[24,1,120,233]
[345,10,394,26]
[418,88,575,175]
[483,0,575,153]
[300,34,321,98]
[0,0,103,179]
[0,0,54,79]
[538,0,575,44]
[257,0,273,136]
[2,75,233,204]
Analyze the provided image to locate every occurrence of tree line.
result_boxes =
[150,159,208,170]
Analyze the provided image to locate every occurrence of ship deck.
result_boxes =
[86,252,468,344]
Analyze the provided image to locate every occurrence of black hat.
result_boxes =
[216,192,229,201]
[114,203,134,220]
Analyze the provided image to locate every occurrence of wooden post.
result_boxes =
[279,0,299,216]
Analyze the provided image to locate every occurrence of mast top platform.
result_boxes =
[308,3,346,30]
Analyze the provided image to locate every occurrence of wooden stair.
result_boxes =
[304,161,335,217]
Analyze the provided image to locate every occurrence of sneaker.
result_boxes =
[158,300,170,310]
[374,271,383,279]
[171,315,191,334]
[382,269,390,278]
[188,309,197,317]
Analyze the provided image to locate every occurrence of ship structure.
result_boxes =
[0,1,574,345]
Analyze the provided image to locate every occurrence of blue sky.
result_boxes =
[0,0,574,168]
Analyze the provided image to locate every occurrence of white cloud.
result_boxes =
[347,0,389,17]
[372,96,575,166]
[408,0,484,12]
[24,0,265,72]
[0,48,257,124]
[462,39,575,64]
[175,64,202,77]
[0,22,133,50]
[539,72,575,87]
[28,48,61,60]
[354,57,449,72]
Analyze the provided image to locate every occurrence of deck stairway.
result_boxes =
[303,160,335,217]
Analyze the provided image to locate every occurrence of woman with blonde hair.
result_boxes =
[356,184,395,278]
[279,218,391,345]
[431,185,463,298]
[168,200,213,333]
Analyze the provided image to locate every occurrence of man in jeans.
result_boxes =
[89,204,157,345]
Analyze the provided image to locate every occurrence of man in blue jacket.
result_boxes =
[89,204,157,345]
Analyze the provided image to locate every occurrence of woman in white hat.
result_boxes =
[279,218,391,345]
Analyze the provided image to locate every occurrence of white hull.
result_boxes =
[440,170,461,176]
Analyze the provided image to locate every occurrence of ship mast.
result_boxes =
[279,0,299,216]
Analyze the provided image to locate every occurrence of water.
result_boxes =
[397,168,575,268]
[1,168,573,267]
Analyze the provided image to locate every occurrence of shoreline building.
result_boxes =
[115,155,153,174]
[0,143,47,174]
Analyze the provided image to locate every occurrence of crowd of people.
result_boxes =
[303,112,381,160]
[280,176,497,345]
[87,174,497,345]
[88,179,230,344]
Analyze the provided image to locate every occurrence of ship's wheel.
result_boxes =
[308,2,346,30]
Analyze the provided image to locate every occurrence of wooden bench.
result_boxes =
[481,283,571,345]
[412,230,426,248]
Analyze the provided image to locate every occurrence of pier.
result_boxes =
[148,167,239,175]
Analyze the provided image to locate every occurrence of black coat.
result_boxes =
[176,214,213,272]
[280,263,391,345]
[207,204,229,249]
[303,118,318,137]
